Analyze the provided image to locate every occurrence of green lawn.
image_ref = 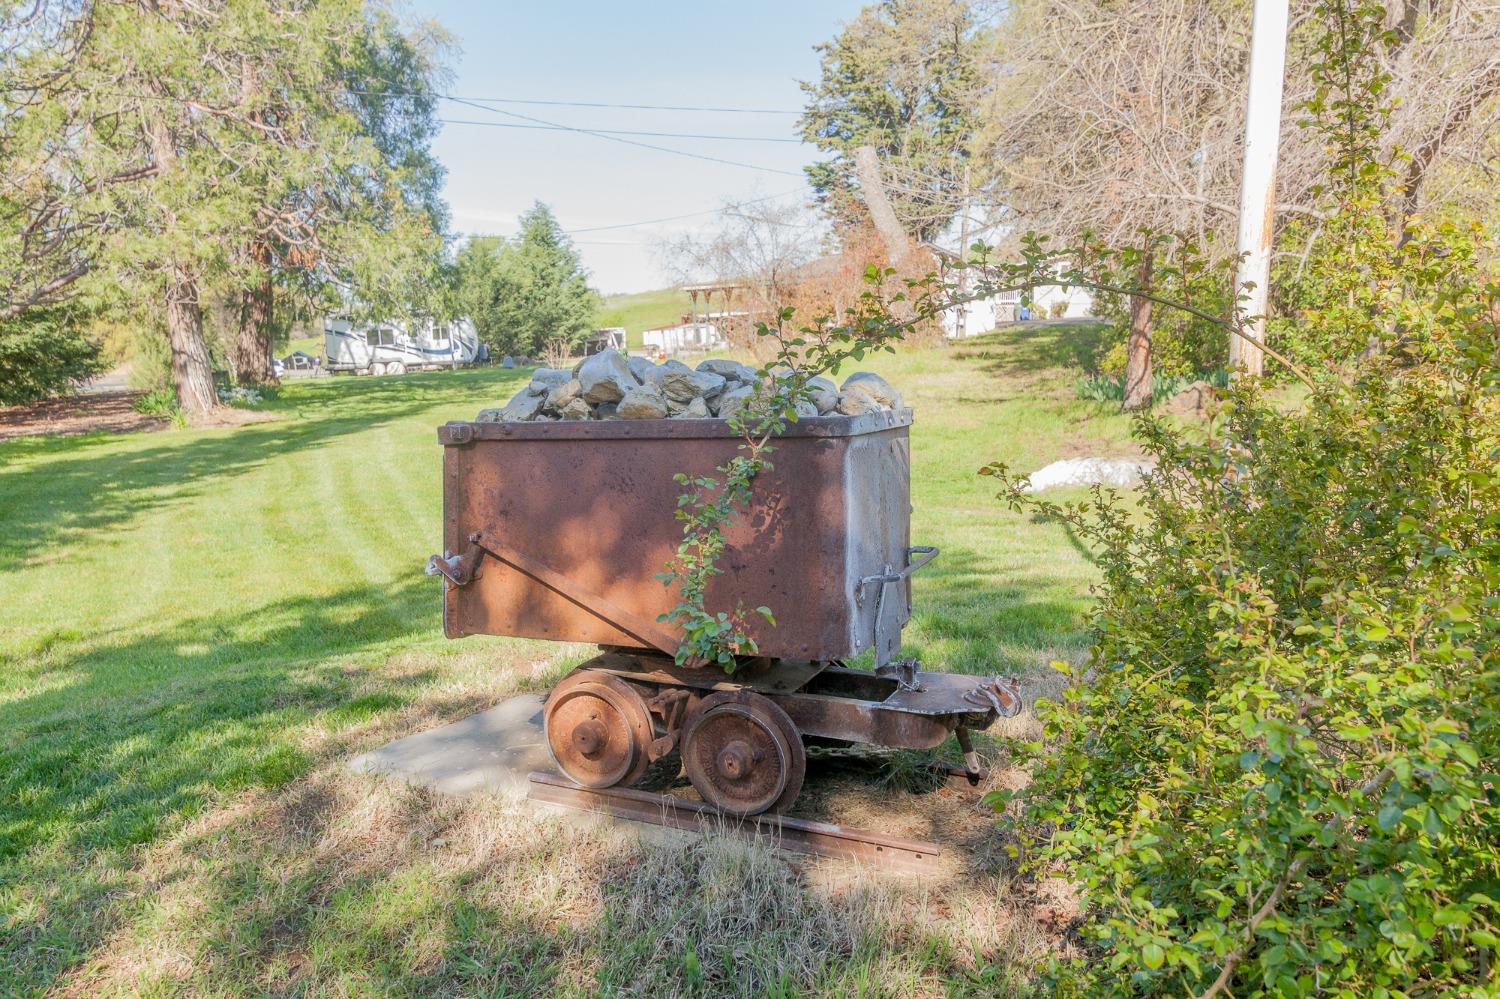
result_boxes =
[595,287,689,348]
[0,322,1135,996]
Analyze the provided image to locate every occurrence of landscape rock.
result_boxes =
[642,358,689,387]
[471,356,905,425]
[529,368,571,394]
[627,355,657,384]
[841,371,903,410]
[576,349,640,404]
[659,366,726,404]
[501,356,516,369]
[807,376,838,414]
[544,377,582,412]
[715,383,756,421]
[697,358,756,384]
[1022,457,1155,492]
[615,385,669,420]
[835,385,882,416]
[478,387,546,422]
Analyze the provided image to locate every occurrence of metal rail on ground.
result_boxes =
[526,772,943,873]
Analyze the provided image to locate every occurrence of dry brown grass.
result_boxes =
[55,673,1068,998]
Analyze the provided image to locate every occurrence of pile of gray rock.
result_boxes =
[475,348,905,423]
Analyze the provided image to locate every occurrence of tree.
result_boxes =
[0,0,451,416]
[227,11,453,385]
[455,203,600,358]
[658,196,823,336]
[799,0,991,243]
[978,0,1500,398]
[0,308,103,406]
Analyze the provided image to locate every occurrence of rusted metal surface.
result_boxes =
[526,771,942,873]
[577,652,1023,753]
[587,649,827,696]
[543,671,654,789]
[680,690,805,815]
[436,411,914,662]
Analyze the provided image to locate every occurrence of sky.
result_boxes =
[414,0,864,294]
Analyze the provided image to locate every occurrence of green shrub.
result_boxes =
[986,282,1498,993]
[0,310,105,405]
[1074,369,1227,404]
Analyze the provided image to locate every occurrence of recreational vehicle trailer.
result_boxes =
[323,316,484,375]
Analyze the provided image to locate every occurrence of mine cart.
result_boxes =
[427,409,1021,816]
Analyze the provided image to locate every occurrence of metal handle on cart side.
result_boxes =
[855,546,939,608]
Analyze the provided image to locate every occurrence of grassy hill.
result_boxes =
[1,323,1134,996]
[595,287,687,348]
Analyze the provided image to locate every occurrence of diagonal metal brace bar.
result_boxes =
[453,530,683,657]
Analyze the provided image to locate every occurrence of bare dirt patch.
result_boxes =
[0,390,169,441]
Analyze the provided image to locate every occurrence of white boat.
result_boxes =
[323,316,484,375]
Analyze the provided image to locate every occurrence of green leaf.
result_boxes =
[1140,942,1165,970]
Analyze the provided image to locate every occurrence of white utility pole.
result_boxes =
[1229,0,1289,379]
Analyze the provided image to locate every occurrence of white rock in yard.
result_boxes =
[616,385,669,419]
[841,371,902,410]
[1022,457,1155,492]
[559,397,592,420]
[673,397,711,419]
[835,385,883,416]
[576,349,640,404]
[794,400,818,419]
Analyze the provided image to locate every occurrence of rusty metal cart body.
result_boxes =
[428,409,1020,816]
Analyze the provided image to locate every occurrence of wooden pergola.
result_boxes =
[681,283,744,325]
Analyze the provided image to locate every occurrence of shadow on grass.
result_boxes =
[0,573,448,862]
[902,544,1093,677]
[0,366,528,572]
[0,566,486,995]
[953,320,1112,379]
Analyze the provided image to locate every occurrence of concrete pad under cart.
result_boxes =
[348,694,697,849]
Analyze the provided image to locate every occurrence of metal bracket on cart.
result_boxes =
[856,545,939,668]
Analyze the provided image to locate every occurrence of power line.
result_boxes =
[346,87,801,116]
[33,85,810,176]
[454,188,809,242]
[438,117,801,143]
[443,95,805,178]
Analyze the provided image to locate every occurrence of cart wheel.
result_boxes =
[387,361,406,376]
[544,671,653,789]
[371,362,387,376]
[681,691,804,816]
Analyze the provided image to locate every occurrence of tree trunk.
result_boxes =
[165,262,219,419]
[853,144,911,266]
[233,240,278,385]
[145,112,219,421]
[1122,249,1154,412]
